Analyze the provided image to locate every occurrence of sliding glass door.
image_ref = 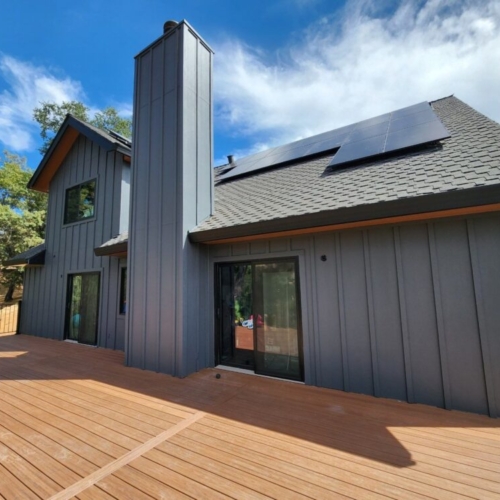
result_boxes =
[253,261,302,380]
[216,259,303,381]
[65,272,100,345]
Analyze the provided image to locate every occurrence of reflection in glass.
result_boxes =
[67,273,100,345]
[64,180,96,224]
[219,264,254,368]
[254,261,301,380]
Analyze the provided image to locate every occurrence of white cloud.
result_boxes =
[0,55,84,151]
[113,102,133,119]
[214,0,500,153]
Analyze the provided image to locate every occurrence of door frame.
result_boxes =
[214,257,305,381]
[64,270,101,346]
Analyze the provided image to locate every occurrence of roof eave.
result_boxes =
[189,185,500,244]
[4,249,46,267]
[28,114,131,193]
[94,241,128,257]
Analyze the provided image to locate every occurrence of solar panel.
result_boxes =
[329,102,450,170]
[217,124,356,181]
[108,129,132,147]
[330,135,385,165]
[344,120,389,144]
[217,101,450,182]
[385,119,449,151]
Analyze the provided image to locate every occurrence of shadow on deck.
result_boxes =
[1,334,499,499]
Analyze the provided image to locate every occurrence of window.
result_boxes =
[119,267,127,314]
[64,180,96,224]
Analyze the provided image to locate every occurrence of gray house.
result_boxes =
[11,115,131,349]
[10,21,500,417]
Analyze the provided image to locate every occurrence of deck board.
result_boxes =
[0,333,499,499]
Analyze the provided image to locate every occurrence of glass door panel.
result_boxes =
[66,272,100,345]
[67,275,82,341]
[253,261,302,380]
[217,263,254,369]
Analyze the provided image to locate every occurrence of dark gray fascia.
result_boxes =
[4,248,46,267]
[189,184,500,243]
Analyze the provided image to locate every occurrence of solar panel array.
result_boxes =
[328,102,450,169]
[217,101,450,182]
[108,129,132,148]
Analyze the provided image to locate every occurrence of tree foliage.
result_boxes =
[0,152,47,300]
[33,101,132,154]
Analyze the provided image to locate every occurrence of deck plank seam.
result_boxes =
[203,412,500,474]
[0,424,80,496]
[176,427,423,499]
[0,374,167,439]
[201,408,500,467]
[187,423,497,499]
[47,411,206,500]
[0,380,142,452]
[160,433,352,499]
[144,444,315,500]
[0,360,197,417]
[0,404,116,472]
[0,372,190,428]
[0,381,154,442]
[212,400,500,465]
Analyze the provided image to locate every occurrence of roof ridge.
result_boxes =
[429,94,455,104]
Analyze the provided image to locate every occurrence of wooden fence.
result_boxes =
[0,301,21,334]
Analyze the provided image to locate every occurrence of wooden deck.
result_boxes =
[0,334,499,499]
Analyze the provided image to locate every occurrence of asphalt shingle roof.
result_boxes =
[99,232,129,248]
[4,244,45,267]
[191,96,500,236]
[94,232,128,257]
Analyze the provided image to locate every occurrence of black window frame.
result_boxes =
[64,179,97,225]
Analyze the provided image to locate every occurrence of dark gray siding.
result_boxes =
[20,135,128,350]
[207,212,500,417]
[127,22,213,376]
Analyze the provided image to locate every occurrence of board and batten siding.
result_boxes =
[207,212,500,417]
[127,22,213,376]
[20,134,128,350]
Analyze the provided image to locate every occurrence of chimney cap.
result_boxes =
[163,20,178,33]
[227,155,234,164]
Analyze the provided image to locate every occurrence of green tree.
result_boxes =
[0,152,47,301]
[33,101,132,154]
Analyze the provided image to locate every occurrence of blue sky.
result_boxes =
[1,0,499,170]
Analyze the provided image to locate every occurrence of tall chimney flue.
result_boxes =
[163,20,178,33]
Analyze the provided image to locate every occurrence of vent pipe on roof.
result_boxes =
[227,155,234,164]
[163,20,178,33]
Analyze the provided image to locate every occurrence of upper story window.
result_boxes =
[64,180,96,224]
